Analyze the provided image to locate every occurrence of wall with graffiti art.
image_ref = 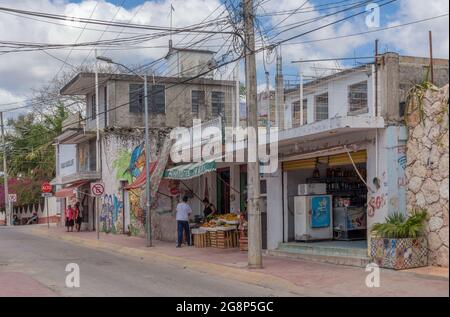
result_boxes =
[100,129,175,239]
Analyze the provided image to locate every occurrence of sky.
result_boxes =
[0,0,448,118]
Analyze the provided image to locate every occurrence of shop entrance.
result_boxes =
[283,151,368,251]
[216,168,230,214]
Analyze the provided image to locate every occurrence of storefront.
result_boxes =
[282,150,368,246]
[162,160,257,250]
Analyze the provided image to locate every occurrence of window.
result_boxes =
[212,91,225,117]
[315,93,328,121]
[348,81,368,113]
[91,94,96,119]
[88,140,96,172]
[192,90,205,117]
[129,84,165,114]
[302,99,307,125]
[293,101,301,127]
[293,99,308,127]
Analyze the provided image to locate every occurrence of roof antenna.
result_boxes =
[169,3,175,49]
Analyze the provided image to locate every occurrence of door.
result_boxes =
[216,168,230,214]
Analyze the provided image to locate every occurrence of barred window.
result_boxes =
[348,81,368,113]
[293,101,301,128]
[212,91,225,117]
[91,94,96,119]
[129,84,165,114]
[315,93,328,121]
[293,99,308,127]
[192,90,205,117]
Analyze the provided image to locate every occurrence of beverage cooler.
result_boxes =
[294,194,333,241]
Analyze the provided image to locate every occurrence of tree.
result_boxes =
[0,103,69,208]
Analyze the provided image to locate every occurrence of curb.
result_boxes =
[28,228,333,296]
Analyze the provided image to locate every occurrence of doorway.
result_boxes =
[216,168,230,214]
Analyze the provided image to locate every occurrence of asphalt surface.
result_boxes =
[0,227,293,297]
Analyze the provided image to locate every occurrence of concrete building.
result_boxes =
[264,52,448,266]
[53,47,239,238]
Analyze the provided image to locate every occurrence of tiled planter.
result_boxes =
[370,237,428,270]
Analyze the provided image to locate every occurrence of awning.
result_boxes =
[124,162,157,190]
[54,180,89,198]
[328,150,367,166]
[163,160,216,180]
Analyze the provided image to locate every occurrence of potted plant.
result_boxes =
[370,210,428,270]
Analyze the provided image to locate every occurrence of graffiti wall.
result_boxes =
[100,130,177,240]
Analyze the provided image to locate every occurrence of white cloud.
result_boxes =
[0,0,226,109]
[0,0,448,114]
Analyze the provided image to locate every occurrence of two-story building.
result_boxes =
[54,47,239,240]
[264,52,448,265]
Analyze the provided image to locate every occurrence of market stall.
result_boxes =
[190,213,248,250]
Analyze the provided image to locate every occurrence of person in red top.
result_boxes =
[65,205,75,232]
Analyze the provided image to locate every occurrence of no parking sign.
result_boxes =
[91,182,105,197]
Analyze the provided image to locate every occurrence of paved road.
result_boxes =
[0,227,295,297]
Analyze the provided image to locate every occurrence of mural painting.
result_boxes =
[100,139,174,237]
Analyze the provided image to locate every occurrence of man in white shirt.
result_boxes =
[176,196,192,247]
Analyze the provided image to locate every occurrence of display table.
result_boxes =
[209,228,238,249]
[192,230,210,248]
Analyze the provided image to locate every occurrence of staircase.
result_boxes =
[267,241,371,268]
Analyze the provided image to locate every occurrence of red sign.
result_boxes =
[91,182,105,197]
[41,182,52,193]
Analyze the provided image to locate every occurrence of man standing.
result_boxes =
[176,196,192,248]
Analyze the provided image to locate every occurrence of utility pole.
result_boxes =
[429,31,434,84]
[95,49,100,240]
[243,0,262,269]
[1,112,10,226]
[144,74,152,247]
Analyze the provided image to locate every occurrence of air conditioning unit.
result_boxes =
[298,183,326,196]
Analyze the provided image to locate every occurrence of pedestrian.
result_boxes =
[74,202,83,232]
[175,196,192,248]
[65,205,75,232]
[202,197,217,219]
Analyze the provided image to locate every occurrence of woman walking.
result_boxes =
[65,205,75,232]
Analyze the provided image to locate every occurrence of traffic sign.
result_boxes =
[41,182,52,193]
[91,182,105,197]
[8,194,17,203]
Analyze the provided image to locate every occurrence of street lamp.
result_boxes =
[96,55,153,247]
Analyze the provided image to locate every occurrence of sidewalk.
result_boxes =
[28,225,449,297]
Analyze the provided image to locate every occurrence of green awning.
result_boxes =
[163,160,216,180]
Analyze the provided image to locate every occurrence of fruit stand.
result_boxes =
[191,213,241,249]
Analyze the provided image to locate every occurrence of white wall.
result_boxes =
[285,70,374,128]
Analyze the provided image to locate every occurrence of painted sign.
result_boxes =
[311,195,331,228]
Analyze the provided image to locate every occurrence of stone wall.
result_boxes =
[405,84,449,267]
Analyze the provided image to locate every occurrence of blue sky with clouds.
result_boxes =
[0,0,447,115]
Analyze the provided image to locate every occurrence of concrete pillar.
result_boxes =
[379,52,400,121]
[266,163,283,250]
[275,54,285,130]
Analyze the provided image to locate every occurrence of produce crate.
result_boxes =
[210,230,238,249]
[193,232,210,248]
[239,230,248,251]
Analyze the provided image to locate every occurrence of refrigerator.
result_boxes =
[294,195,333,241]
